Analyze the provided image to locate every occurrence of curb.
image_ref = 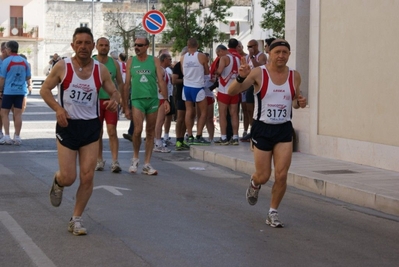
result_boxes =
[190,146,399,217]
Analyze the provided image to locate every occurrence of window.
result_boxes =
[10,6,23,36]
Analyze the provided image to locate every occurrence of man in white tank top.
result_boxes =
[214,39,241,145]
[154,52,173,153]
[228,39,307,228]
[181,37,210,145]
[40,27,121,236]
[240,39,268,142]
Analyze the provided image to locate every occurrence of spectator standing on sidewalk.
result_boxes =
[47,53,60,75]
[228,39,307,228]
[200,52,215,142]
[172,46,191,151]
[181,37,210,145]
[240,39,267,142]
[93,37,124,173]
[40,27,121,235]
[237,41,250,138]
[214,39,241,145]
[0,40,31,145]
[123,37,169,175]
[154,53,173,153]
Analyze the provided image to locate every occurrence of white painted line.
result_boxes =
[0,211,56,267]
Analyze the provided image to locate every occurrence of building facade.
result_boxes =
[286,0,399,172]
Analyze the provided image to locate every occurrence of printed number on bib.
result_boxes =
[267,108,287,119]
[65,89,94,106]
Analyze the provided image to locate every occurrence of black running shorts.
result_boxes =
[251,120,293,151]
[56,118,101,150]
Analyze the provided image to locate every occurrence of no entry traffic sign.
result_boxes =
[142,10,167,35]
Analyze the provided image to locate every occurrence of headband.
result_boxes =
[269,41,291,51]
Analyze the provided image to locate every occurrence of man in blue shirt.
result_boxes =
[0,40,31,145]
[0,42,7,139]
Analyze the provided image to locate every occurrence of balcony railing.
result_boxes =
[0,26,39,39]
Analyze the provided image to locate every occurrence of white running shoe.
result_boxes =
[153,145,171,153]
[111,160,121,173]
[13,135,22,146]
[129,158,139,173]
[266,211,284,228]
[142,164,158,175]
[95,160,105,171]
[0,135,13,145]
[68,217,87,236]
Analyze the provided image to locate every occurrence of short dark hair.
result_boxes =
[265,37,276,46]
[6,41,19,53]
[135,37,150,46]
[187,38,198,48]
[73,27,94,42]
[216,44,227,51]
[119,53,127,62]
[159,53,171,62]
[228,38,238,49]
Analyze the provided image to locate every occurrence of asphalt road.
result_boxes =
[0,94,398,267]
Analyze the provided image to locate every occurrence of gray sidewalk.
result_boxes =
[190,142,399,217]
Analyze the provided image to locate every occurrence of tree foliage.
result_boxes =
[259,0,285,38]
[160,0,233,53]
[103,8,145,57]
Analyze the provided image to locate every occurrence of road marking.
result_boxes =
[93,185,131,196]
[0,211,56,267]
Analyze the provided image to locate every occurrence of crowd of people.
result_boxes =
[1,27,307,234]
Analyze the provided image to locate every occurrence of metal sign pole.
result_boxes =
[152,35,155,57]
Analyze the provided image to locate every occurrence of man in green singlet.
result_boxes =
[93,37,124,173]
[123,37,170,175]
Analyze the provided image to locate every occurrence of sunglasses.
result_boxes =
[247,45,255,48]
[134,43,146,47]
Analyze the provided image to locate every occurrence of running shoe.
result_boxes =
[266,211,284,228]
[192,137,211,145]
[95,160,105,171]
[164,138,174,146]
[246,178,261,206]
[175,141,190,151]
[240,132,251,142]
[129,158,139,173]
[214,138,229,145]
[49,174,64,207]
[123,133,132,142]
[142,164,158,175]
[153,145,171,153]
[111,160,122,173]
[0,135,13,145]
[187,136,195,145]
[68,217,87,236]
[13,135,22,146]
[230,138,239,145]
